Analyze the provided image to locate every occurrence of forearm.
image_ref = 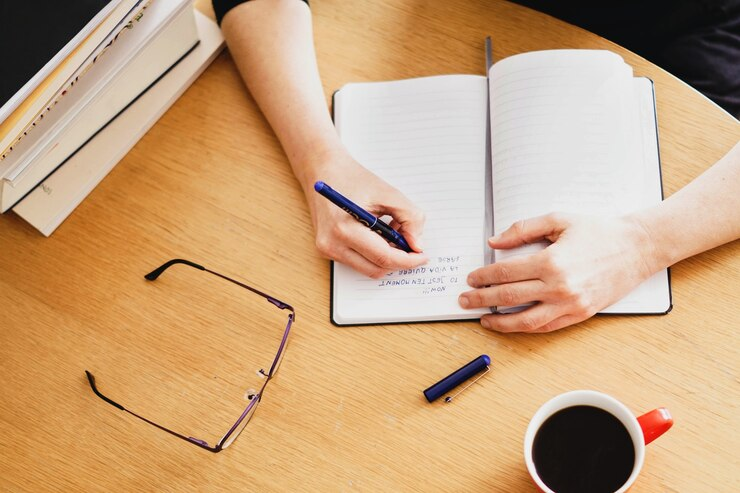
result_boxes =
[220,0,344,189]
[633,141,740,272]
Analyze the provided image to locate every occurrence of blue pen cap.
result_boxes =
[423,355,491,403]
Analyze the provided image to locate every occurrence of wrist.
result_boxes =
[625,209,676,275]
[291,143,355,191]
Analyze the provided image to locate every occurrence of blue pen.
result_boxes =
[314,181,414,253]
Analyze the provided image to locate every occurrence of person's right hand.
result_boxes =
[302,150,428,278]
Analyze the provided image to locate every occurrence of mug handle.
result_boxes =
[637,407,673,445]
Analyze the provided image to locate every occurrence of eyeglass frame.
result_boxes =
[85,258,295,453]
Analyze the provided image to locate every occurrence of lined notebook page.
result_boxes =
[602,77,670,314]
[332,75,490,325]
[488,50,669,314]
[490,50,638,246]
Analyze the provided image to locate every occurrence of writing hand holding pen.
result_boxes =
[315,181,415,252]
[303,157,427,278]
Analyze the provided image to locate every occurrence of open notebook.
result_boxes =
[331,50,671,326]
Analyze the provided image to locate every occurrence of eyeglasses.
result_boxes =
[85,259,295,453]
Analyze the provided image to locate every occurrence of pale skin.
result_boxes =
[221,0,427,279]
[220,0,740,333]
[459,140,740,332]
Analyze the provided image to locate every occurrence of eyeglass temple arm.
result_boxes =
[144,259,295,318]
[144,259,204,280]
[84,370,220,453]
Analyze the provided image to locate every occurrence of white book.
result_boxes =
[0,0,197,212]
[0,0,193,187]
[0,0,144,165]
[0,0,130,122]
[330,50,671,326]
[13,9,225,236]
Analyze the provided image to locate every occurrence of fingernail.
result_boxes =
[458,295,469,308]
[489,234,501,244]
[481,318,491,329]
[467,275,475,287]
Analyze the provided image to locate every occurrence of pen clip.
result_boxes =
[444,365,490,403]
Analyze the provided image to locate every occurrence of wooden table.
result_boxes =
[1,1,738,491]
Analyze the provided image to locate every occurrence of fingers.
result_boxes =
[389,218,424,253]
[395,215,426,253]
[375,194,426,252]
[372,191,425,234]
[466,254,545,287]
[459,280,547,309]
[479,307,590,333]
[317,220,428,278]
[330,247,391,279]
[478,303,563,333]
[350,226,427,272]
[535,314,588,333]
[489,213,569,249]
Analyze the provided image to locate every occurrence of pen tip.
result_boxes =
[314,181,325,192]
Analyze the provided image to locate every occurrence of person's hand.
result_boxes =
[302,150,428,278]
[458,213,658,333]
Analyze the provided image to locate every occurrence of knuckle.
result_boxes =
[538,321,559,333]
[499,287,518,306]
[315,237,333,257]
[551,277,586,309]
[371,252,393,269]
[537,322,553,333]
[511,219,527,237]
[571,294,595,319]
[495,263,512,283]
[334,221,353,239]
[519,314,541,332]
[540,253,562,276]
[552,279,576,299]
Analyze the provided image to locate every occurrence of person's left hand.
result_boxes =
[457,212,659,333]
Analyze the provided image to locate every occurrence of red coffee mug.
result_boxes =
[524,390,673,493]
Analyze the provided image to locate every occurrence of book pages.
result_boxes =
[333,75,491,325]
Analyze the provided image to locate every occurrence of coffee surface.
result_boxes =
[533,405,635,493]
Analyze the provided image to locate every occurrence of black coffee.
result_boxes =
[532,405,635,493]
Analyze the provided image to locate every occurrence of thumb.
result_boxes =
[489,213,568,249]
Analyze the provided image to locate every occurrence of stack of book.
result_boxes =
[1,0,224,235]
